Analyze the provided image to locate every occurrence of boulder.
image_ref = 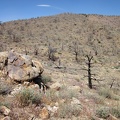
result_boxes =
[0,106,11,116]
[0,50,44,82]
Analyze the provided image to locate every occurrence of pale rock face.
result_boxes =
[0,50,44,82]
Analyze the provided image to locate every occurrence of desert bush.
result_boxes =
[58,86,79,100]
[96,106,120,119]
[0,82,13,95]
[45,89,59,102]
[90,95,105,105]
[45,86,79,102]
[96,107,109,119]
[15,88,41,106]
[110,107,120,118]
[98,88,119,100]
[47,44,58,61]
[57,103,81,118]
[41,73,52,84]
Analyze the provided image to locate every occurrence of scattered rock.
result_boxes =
[28,84,40,90]
[0,106,11,116]
[23,81,30,86]
[39,107,50,119]
[1,116,11,120]
[10,84,22,95]
[28,114,36,120]
[28,84,40,93]
[71,97,81,105]
[47,105,58,113]
[46,105,58,117]
[107,114,118,120]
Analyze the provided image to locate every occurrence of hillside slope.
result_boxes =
[0,13,120,119]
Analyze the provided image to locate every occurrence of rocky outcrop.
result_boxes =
[0,50,44,82]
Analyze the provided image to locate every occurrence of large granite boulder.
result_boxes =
[0,50,44,82]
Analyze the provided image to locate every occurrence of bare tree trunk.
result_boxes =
[86,55,93,89]
[75,52,78,62]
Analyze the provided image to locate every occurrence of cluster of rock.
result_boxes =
[0,50,44,82]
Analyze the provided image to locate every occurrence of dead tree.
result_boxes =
[84,52,102,89]
[34,45,39,55]
[86,54,94,89]
[74,42,79,62]
[48,43,57,61]
[0,21,2,25]
[81,51,95,89]
[69,41,80,62]
[25,46,28,55]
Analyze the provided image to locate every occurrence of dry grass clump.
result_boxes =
[96,106,120,119]
[45,85,79,103]
[15,88,42,106]
[91,95,105,105]
[58,86,79,100]
[98,88,119,100]
[45,89,59,102]
[57,102,81,118]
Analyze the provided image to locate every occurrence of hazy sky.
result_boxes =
[0,0,120,22]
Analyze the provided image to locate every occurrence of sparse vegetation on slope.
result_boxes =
[0,13,120,119]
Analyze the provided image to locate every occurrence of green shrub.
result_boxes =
[96,107,109,119]
[15,88,41,106]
